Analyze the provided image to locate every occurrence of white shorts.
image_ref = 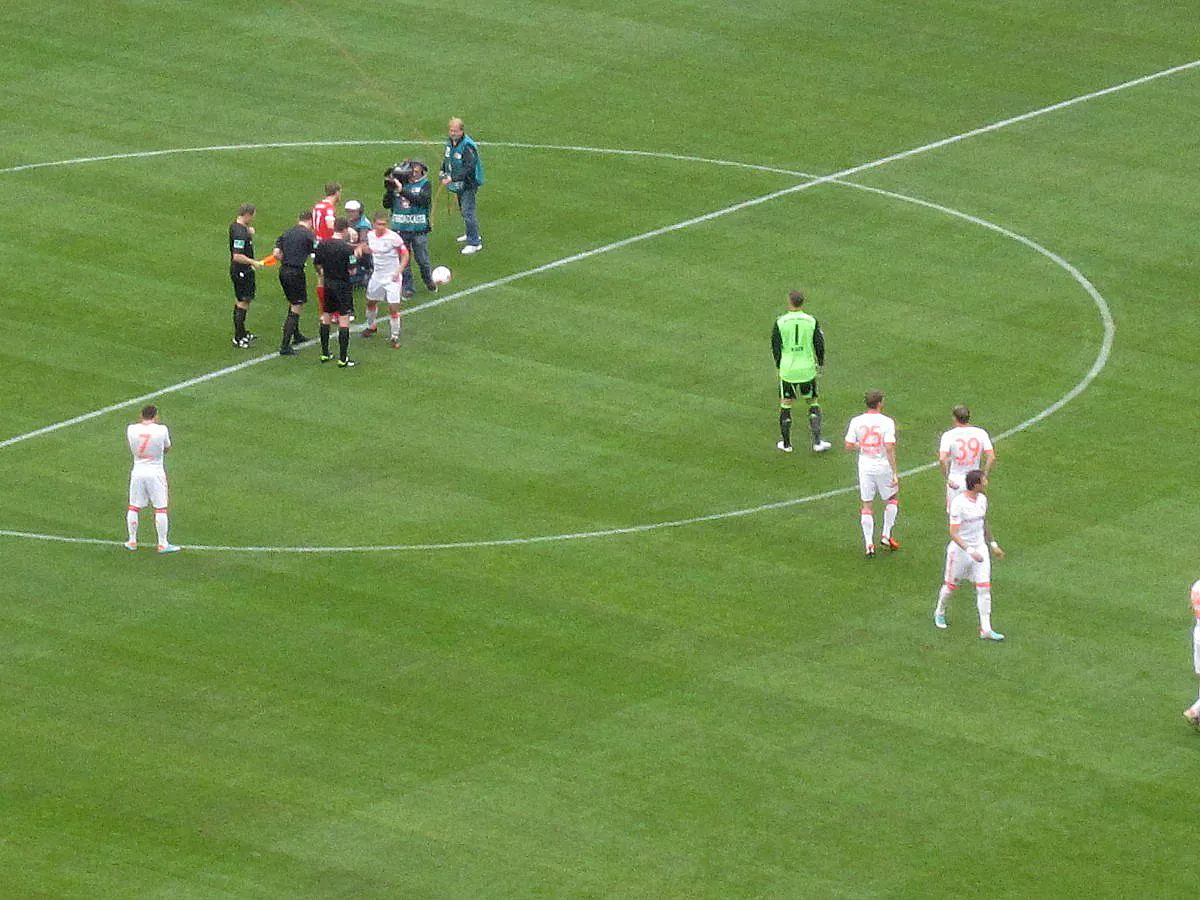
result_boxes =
[129,470,169,510]
[858,461,897,502]
[943,541,991,587]
[366,274,402,304]
[1193,622,1200,675]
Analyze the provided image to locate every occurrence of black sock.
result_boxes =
[281,311,298,349]
[779,408,792,446]
[338,327,350,361]
[319,323,331,355]
[809,408,823,443]
[233,305,247,340]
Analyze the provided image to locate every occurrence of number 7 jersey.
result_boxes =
[127,422,171,471]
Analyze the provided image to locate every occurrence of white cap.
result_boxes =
[345,200,362,211]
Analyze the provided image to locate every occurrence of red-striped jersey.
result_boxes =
[312,199,337,239]
[845,411,896,462]
[949,492,988,548]
[127,422,170,471]
[939,425,994,477]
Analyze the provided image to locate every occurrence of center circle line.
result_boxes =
[0,142,1112,552]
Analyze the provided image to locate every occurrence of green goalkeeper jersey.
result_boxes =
[772,310,823,382]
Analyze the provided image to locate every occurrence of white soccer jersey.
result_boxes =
[845,411,896,471]
[948,491,988,547]
[1192,581,1200,674]
[368,229,407,277]
[940,425,994,479]
[127,422,170,471]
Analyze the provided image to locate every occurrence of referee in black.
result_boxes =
[228,203,264,348]
[313,217,365,367]
[271,211,317,355]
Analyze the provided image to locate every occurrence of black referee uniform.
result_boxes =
[274,217,316,355]
[229,222,255,295]
[314,236,357,366]
[228,207,258,348]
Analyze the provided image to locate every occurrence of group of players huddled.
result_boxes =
[226,118,485,368]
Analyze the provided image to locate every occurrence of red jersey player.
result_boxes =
[312,182,341,310]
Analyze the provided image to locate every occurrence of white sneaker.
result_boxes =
[456,234,469,243]
[124,540,137,551]
[461,244,483,256]
[776,441,793,453]
[157,543,181,554]
[812,439,832,452]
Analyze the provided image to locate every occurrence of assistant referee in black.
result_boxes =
[272,211,317,355]
[228,203,263,348]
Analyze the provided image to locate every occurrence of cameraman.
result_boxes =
[383,160,437,296]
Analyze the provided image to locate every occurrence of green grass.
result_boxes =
[2,1,1200,896]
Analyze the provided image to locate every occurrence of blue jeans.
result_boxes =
[401,232,434,294]
[458,187,481,245]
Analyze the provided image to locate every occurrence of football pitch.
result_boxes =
[3,1,1200,895]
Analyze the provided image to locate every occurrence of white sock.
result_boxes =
[935,585,952,616]
[155,509,169,547]
[860,512,874,549]
[366,303,377,328]
[390,311,401,340]
[882,499,898,538]
[126,508,139,543]
[977,587,992,632]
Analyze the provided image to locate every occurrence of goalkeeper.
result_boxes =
[771,289,831,454]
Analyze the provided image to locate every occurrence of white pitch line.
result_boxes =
[0,186,1112,553]
[0,350,284,451]
[0,140,820,178]
[0,57,1188,550]
[3,46,1179,447]
[830,179,1114,441]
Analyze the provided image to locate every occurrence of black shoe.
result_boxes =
[279,346,297,356]
[244,332,257,342]
[292,333,309,345]
[337,358,356,368]
[426,282,438,293]
[233,336,249,349]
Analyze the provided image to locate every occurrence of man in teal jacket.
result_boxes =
[440,116,485,255]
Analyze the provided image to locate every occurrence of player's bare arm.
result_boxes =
[984,521,1004,559]
[939,451,953,483]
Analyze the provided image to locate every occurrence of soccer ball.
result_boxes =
[431,265,452,286]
